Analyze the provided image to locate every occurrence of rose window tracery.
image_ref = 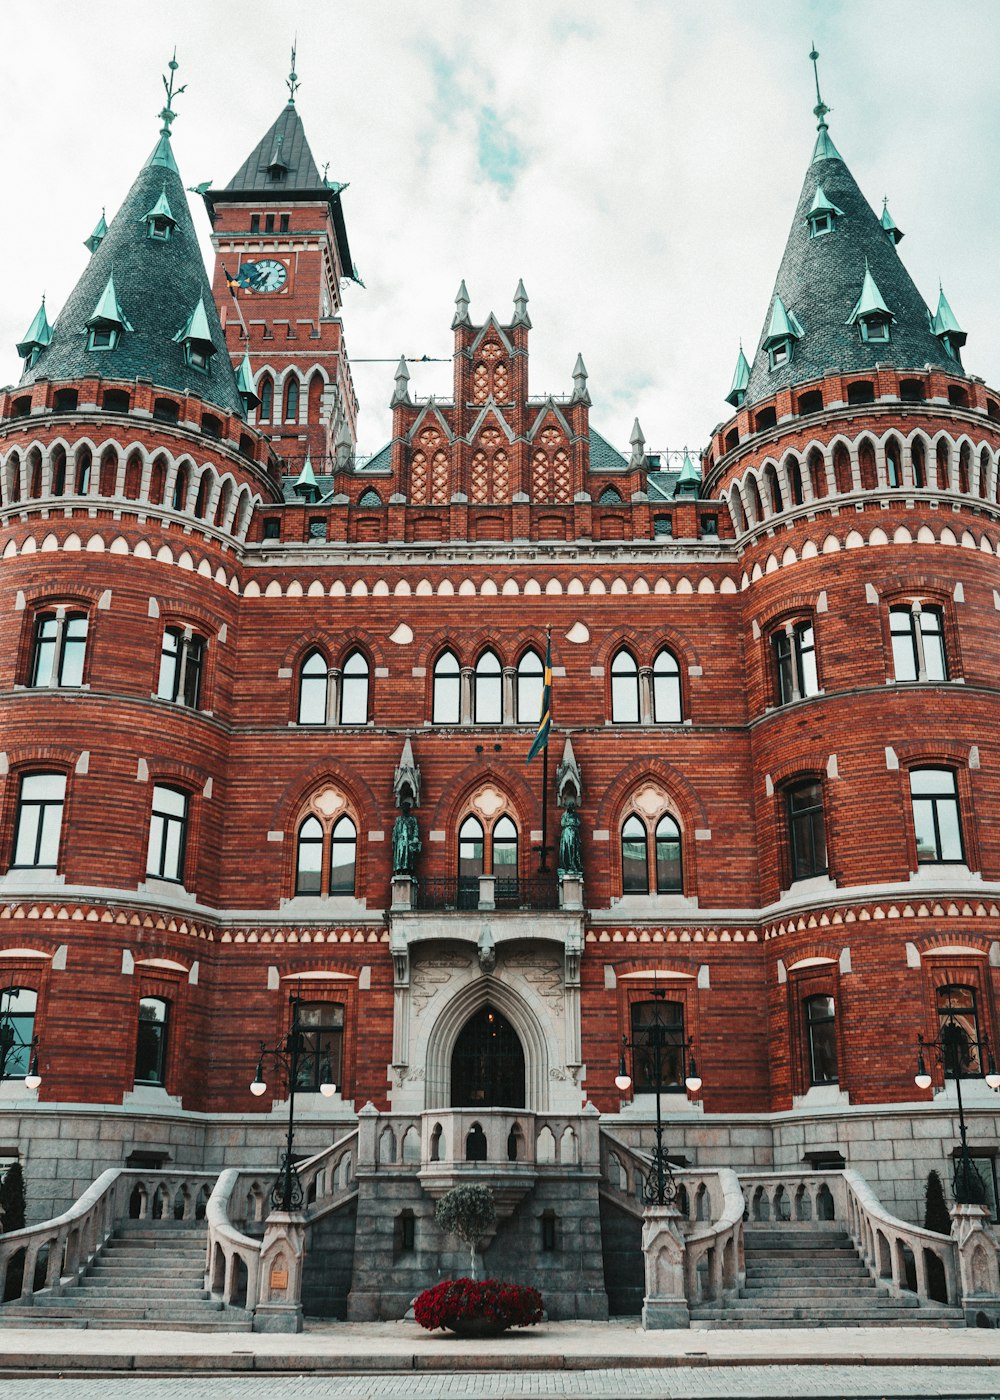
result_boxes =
[410,426,450,505]
[470,427,511,503]
[472,340,511,404]
[531,428,572,503]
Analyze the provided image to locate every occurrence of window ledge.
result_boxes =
[0,1079,40,1101]
[0,869,65,892]
[909,863,979,884]
[609,893,699,914]
[782,874,836,899]
[279,894,371,914]
[792,1084,849,1110]
[932,1079,1000,1106]
[618,1092,703,1117]
[138,877,197,904]
[122,1085,182,1109]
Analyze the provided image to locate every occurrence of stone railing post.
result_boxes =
[641,1204,689,1329]
[951,1202,1000,1322]
[253,1211,306,1333]
[357,1101,380,1169]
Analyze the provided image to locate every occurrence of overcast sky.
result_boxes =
[2,1,998,462]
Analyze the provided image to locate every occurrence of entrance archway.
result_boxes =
[450,1005,526,1108]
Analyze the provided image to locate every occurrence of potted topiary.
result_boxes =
[414,1184,543,1337]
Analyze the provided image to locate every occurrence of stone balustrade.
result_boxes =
[0,1168,215,1308]
[842,1167,959,1307]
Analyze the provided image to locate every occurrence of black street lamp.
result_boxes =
[915,1010,1000,1206]
[250,995,335,1212]
[0,987,41,1089]
[615,986,702,1207]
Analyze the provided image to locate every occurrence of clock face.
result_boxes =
[240,259,288,293]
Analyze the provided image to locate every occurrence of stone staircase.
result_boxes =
[691,1225,966,1329]
[4,1220,252,1331]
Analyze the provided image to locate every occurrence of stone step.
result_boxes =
[104,1240,203,1254]
[23,1298,225,1317]
[4,1314,253,1332]
[691,1301,935,1322]
[691,1314,965,1329]
[78,1285,210,1300]
[741,1282,888,1299]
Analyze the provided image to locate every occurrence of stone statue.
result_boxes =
[391,799,421,875]
[558,800,583,877]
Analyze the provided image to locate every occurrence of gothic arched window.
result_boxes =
[654,814,683,892]
[258,376,273,422]
[474,650,502,724]
[294,794,359,897]
[611,648,640,724]
[621,815,649,894]
[283,377,300,422]
[458,815,485,907]
[516,649,544,724]
[329,816,357,894]
[298,650,328,725]
[652,648,682,723]
[296,814,324,894]
[433,650,461,725]
[492,815,518,901]
[340,649,370,725]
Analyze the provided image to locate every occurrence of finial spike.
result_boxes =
[809,42,830,129]
[287,38,300,104]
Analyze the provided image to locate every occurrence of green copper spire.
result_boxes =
[674,449,701,499]
[847,259,894,324]
[809,44,842,163]
[145,51,185,173]
[87,273,132,331]
[293,450,319,501]
[808,184,844,218]
[16,297,53,363]
[172,295,216,365]
[880,197,904,245]
[933,285,965,338]
[236,352,260,409]
[84,209,107,255]
[725,344,750,407]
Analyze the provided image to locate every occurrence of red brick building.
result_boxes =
[0,68,998,1318]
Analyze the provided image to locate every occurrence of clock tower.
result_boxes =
[204,74,360,472]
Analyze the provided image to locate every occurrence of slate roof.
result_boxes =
[20,135,244,417]
[743,132,965,409]
[589,427,628,474]
[224,103,324,192]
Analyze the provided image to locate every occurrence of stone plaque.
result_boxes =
[270,1266,289,1291]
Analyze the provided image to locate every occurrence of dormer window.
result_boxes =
[847,261,894,347]
[859,315,890,344]
[172,296,216,376]
[185,344,210,372]
[806,185,844,239]
[84,273,130,356]
[762,293,803,373]
[88,326,119,352]
[144,187,177,242]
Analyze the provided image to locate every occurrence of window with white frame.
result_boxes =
[146,785,189,882]
[30,610,88,687]
[12,773,66,869]
[772,620,818,704]
[889,604,947,682]
[157,627,205,708]
[910,768,964,864]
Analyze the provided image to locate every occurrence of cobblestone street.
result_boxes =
[0,1368,998,1399]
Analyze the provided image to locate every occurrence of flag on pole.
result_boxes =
[526,630,552,763]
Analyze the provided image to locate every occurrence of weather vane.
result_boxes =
[159,50,187,137]
[287,39,300,104]
[809,42,831,129]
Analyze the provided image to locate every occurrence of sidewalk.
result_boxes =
[0,1319,998,1374]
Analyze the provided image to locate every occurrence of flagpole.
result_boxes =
[539,625,551,874]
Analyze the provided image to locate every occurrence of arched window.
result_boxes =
[492,815,518,902]
[283,377,299,422]
[433,650,461,725]
[785,778,827,882]
[329,816,357,894]
[259,376,273,422]
[886,437,903,488]
[804,995,838,1085]
[0,987,37,1078]
[652,648,682,723]
[298,651,328,724]
[458,816,485,907]
[621,814,649,894]
[171,465,188,512]
[654,814,683,892]
[890,603,947,682]
[340,650,369,725]
[296,815,324,894]
[611,649,640,724]
[516,649,544,725]
[474,650,502,724]
[910,768,963,864]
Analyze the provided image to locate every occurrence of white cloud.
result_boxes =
[2,0,998,460]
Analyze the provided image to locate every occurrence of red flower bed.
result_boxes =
[414,1278,544,1333]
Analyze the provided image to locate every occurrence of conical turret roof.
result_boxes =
[19,133,244,416]
[743,127,963,409]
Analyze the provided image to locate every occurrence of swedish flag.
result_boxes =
[526,631,552,763]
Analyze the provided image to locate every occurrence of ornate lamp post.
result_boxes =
[615,986,702,1205]
[0,987,41,1089]
[250,995,335,1211]
[915,1010,1000,1206]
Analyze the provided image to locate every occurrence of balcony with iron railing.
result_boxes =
[414,874,560,913]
